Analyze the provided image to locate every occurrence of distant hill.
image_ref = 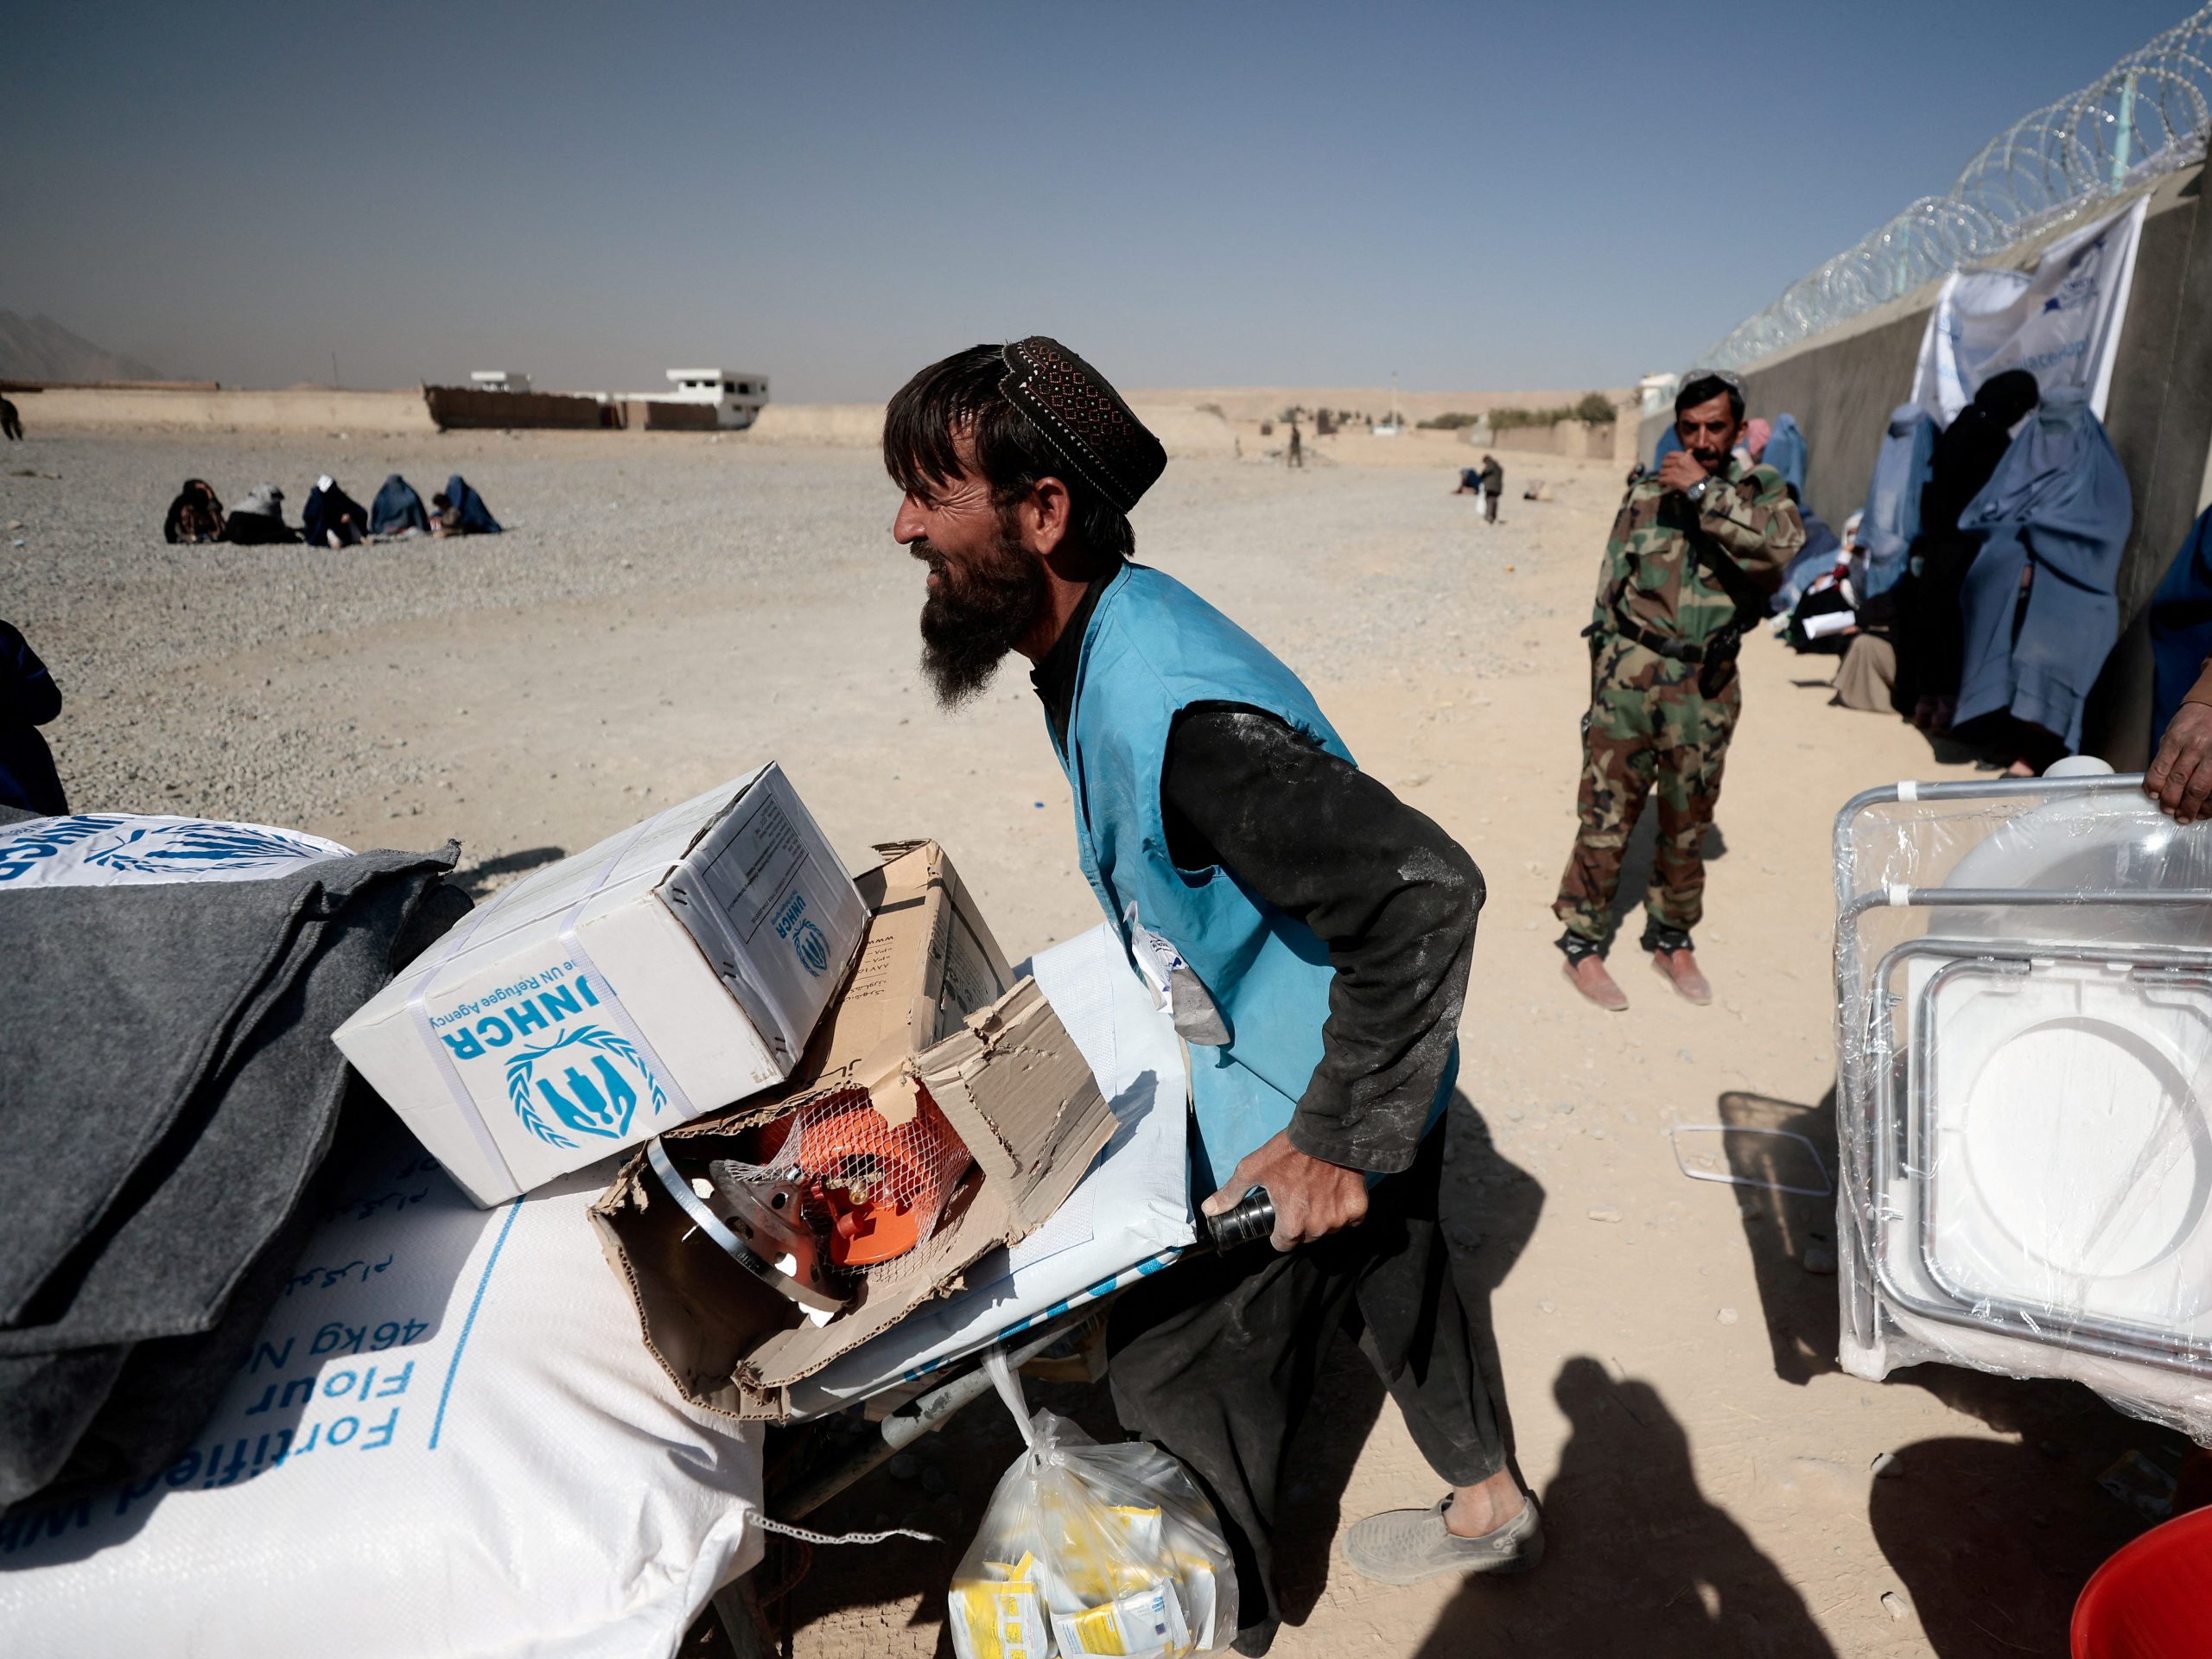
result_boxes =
[0,311,166,383]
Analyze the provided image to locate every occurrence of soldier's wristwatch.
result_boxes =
[1686,477,1713,506]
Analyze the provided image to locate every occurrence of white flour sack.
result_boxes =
[0,814,352,889]
[0,1125,763,1659]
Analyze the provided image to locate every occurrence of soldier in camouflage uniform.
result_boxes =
[1554,372,1804,1009]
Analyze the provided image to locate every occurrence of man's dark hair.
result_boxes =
[883,345,1135,569]
[1675,372,1745,423]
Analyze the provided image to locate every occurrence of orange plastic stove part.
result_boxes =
[787,1087,969,1268]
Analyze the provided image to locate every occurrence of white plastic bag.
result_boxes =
[947,1350,1237,1659]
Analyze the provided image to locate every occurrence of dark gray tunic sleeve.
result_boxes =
[1160,704,1481,1175]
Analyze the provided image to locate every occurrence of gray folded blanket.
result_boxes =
[0,817,459,1510]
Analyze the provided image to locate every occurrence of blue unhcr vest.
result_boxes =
[1050,563,1453,1194]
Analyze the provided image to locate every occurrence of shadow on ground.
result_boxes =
[451,844,565,899]
[1719,1086,2180,1656]
[1414,1357,1835,1656]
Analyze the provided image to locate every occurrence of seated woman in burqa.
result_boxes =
[218,484,301,545]
[368,473,430,537]
[2148,504,2212,753]
[431,474,501,537]
[1950,388,2133,774]
[1889,370,2039,732]
[162,479,226,544]
[301,474,369,548]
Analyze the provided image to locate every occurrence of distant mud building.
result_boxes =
[423,367,771,433]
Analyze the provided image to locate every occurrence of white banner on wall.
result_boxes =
[1911,195,2148,423]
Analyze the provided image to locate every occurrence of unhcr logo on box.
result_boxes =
[794,919,830,976]
[429,969,669,1149]
[774,890,832,976]
[503,1025,666,1150]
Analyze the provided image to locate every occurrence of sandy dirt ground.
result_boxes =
[1,428,2185,1657]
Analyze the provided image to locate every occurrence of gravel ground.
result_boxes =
[2,429,1566,840]
[2,428,2149,1658]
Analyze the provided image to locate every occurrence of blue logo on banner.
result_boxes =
[503,1025,666,1148]
[793,918,831,976]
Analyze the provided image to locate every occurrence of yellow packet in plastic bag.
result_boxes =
[950,1352,1239,1656]
[949,1575,1049,1659]
[1051,1580,1190,1657]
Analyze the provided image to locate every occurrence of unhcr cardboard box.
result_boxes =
[590,841,1116,1420]
[335,766,867,1206]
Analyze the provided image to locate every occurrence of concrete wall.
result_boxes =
[2092,171,2212,763]
[1654,165,2212,764]
[613,398,718,432]
[744,404,886,446]
[1491,420,1619,461]
[425,385,605,429]
[14,386,436,435]
[1134,385,1632,423]
[744,401,1241,460]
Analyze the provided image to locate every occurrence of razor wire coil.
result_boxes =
[1695,5,2212,372]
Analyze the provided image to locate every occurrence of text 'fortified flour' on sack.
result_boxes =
[0,1119,766,1659]
[336,766,867,1206]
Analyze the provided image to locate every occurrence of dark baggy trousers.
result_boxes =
[1484,487,1499,522]
[1105,1112,1506,1655]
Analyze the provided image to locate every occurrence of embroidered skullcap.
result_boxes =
[998,336,1166,513]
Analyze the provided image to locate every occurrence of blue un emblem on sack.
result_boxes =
[504,1025,667,1148]
[793,918,830,976]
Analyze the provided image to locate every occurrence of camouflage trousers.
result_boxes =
[1553,632,1741,947]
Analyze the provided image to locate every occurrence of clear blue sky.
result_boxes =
[3,1,2193,397]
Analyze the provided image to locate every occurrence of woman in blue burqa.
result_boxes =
[432,474,502,537]
[1890,370,2040,731]
[1952,388,2133,773]
[301,474,369,548]
[368,474,430,537]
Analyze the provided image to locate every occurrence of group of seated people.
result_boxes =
[1768,371,2135,776]
[162,473,502,548]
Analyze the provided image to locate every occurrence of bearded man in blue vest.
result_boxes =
[886,339,1539,1651]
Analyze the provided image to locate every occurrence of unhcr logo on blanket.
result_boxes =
[503,1025,667,1149]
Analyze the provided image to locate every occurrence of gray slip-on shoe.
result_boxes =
[1343,1493,1544,1586]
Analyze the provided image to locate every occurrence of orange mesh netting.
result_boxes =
[785,1086,972,1268]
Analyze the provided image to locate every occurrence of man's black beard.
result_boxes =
[915,530,1048,709]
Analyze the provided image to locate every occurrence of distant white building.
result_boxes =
[470,370,532,393]
[664,369,770,429]
[1638,372,1681,418]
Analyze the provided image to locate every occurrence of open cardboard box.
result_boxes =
[590,840,1117,1420]
[335,766,867,1205]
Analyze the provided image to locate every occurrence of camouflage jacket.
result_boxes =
[1589,458,1805,651]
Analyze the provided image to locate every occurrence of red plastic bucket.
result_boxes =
[2073,1504,2212,1657]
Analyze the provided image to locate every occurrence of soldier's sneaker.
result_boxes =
[1563,954,1628,1011]
[1344,1493,1544,1586]
[1651,948,1713,1005]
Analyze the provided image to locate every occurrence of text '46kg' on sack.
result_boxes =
[335,766,868,1206]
